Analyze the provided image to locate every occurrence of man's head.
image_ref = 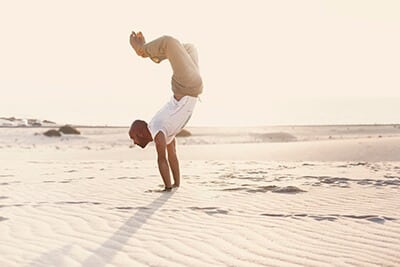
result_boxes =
[129,120,152,148]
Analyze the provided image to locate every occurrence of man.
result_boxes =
[128,31,203,192]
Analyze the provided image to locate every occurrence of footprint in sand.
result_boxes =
[260,213,396,224]
[271,186,306,194]
[113,206,150,211]
[308,215,338,221]
[55,201,101,205]
[308,176,352,187]
[222,185,306,194]
[341,215,396,223]
[188,207,229,216]
[260,213,338,221]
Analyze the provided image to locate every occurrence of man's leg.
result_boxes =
[143,36,203,97]
[183,43,199,68]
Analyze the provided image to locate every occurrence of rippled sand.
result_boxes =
[1,159,399,266]
[1,126,400,266]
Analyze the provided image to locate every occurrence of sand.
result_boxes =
[0,126,400,266]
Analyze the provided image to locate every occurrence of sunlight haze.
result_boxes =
[0,0,399,126]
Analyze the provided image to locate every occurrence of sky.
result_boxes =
[0,0,399,126]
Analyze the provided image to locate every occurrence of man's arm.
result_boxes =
[154,132,172,189]
[167,138,180,187]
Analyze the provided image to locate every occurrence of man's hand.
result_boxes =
[129,31,146,57]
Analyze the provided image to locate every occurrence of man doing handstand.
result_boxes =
[128,31,203,192]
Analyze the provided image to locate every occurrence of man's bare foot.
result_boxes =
[129,31,146,57]
[172,184,179,188]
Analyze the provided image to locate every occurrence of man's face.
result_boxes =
[135,138,147,148]
[129,131,148,149]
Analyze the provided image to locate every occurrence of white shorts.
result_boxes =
[148,96,197,144]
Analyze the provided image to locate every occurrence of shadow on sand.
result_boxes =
[30,192,174,267]
[81,191,174,266]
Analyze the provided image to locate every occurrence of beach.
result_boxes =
[1,125,400,266]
